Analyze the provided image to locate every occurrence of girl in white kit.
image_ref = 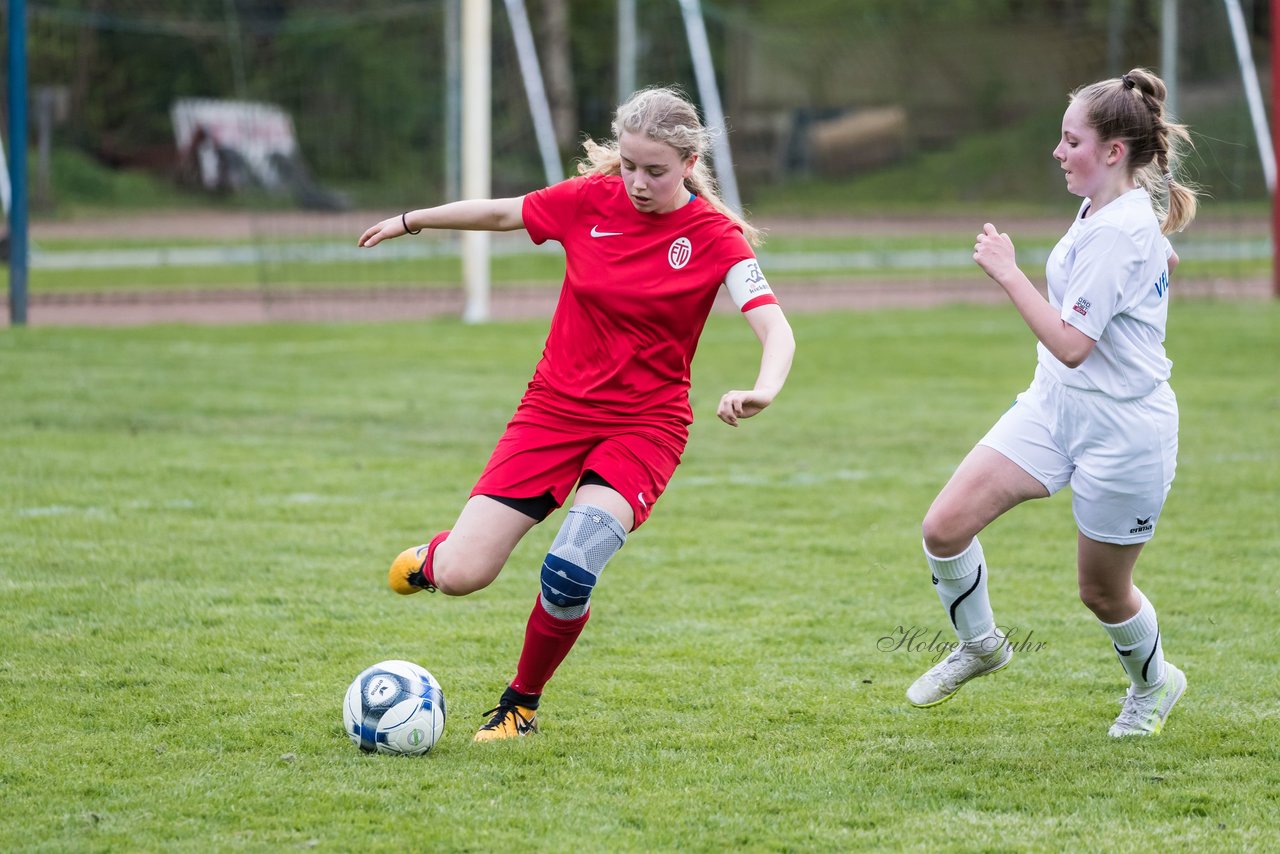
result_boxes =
[906,68,1199,737]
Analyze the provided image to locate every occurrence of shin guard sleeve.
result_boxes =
[539,504,627,620]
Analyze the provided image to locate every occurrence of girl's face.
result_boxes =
[1052,99,1118,200]
[619,131,696,214]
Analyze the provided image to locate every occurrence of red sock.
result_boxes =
[509,596,590,697]
[421,530,450,588]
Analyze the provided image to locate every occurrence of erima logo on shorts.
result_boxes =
[1073,297,1092,317]
[1130,516,1153,534]
[668,237,692,269]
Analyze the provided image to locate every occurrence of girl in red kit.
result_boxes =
[358,86,795,741]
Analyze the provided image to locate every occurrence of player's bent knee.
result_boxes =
[1078,584,1124,617]
[432,544,503,596]
[922,511,969,558]
[538,504,627,620]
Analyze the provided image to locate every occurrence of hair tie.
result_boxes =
[1163,172,1174,184]
[1122,74,1136,90]
[402,212,422,235]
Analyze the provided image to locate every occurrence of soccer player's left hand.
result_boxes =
[717,390,772,427]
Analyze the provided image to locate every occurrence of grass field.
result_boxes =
[1,301,1277,851]
[5,227,1270,295]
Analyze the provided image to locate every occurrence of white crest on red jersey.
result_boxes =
[668,237,692,270]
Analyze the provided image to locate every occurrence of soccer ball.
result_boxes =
[343,660,446,755]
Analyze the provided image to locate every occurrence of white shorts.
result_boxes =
[978,368,1179,545]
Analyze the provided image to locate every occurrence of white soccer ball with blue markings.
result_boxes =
[343,660,445,755]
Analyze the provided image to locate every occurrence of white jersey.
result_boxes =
[1040,188,1173,399]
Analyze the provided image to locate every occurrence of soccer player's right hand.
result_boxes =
[717,389,772,427]
[973,223,1018,283]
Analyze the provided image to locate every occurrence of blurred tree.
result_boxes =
[7,0,1268,204]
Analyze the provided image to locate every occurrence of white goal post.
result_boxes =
[461,0,492,324]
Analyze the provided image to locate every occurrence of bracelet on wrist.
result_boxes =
[401,212,422,235]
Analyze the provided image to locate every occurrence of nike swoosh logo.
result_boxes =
[591,225,624,238]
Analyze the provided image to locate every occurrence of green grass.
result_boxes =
[1,302,1277,851]
[8,254,573,293]
[7,229,1268,295]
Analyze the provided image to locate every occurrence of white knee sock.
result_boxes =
[1100,588,1165,693]
[925,538,997,645]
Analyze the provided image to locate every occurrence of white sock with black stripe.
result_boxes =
[1101,588,1166,694]
[925,537,999,646]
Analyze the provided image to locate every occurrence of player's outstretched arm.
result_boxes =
[718,303,795,427]
[358,197,526,247]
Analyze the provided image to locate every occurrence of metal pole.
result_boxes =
[1272,0,1279,297]
[444,0,462,201]
[503,0,563,186]
[8,0,29,326]
[617,0,637,104]
[0,116,10,214]
[461,0,491,324]
[1161,0,1178,116]
[677,0,741,214]
[1223,0,1275,192]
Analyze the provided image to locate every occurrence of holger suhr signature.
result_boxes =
[877,625,1047,663]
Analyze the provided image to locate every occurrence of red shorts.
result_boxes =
[471,403,686,529]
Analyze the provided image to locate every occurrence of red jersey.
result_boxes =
[521,173,759,427]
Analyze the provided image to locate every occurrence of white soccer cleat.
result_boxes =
[907,639,1013,708]
[1109,663,1186,737]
